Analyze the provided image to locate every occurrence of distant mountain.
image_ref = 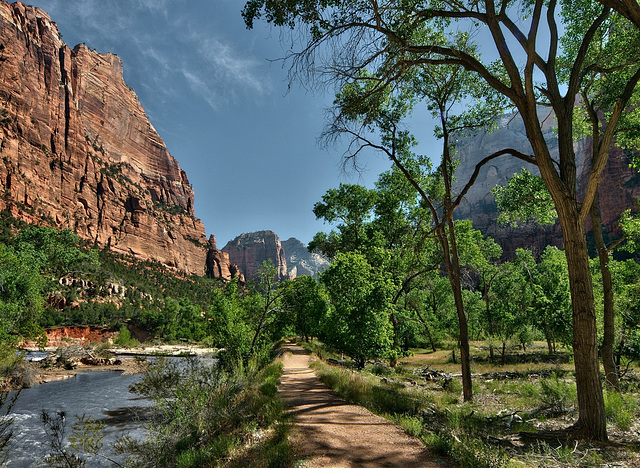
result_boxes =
[222,230,289,283]
[0,1,235,278]
[452,108,640,258]
[282,237,330,279]
[222,231,329,282]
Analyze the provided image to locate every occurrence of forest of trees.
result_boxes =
[0,4,640,465]
[242,0,640,441]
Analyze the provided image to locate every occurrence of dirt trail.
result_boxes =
[278,343,449,467]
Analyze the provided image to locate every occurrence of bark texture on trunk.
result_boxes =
[590,199,620,392]
[560,210,607,440]
[441,222,473,402]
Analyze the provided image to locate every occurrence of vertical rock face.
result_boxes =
[282,237,330,278]
[452,108,639,257]
[222,230,288,283]
[206,234,243,282]
[0,1,233,277]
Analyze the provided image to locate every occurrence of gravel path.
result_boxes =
[278,343,449,467]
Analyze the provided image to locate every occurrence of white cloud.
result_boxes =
[198,37,270,97]
[182,69,220,110]
[32,0,273,111]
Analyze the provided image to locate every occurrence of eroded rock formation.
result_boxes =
[222,230,289,283]
[0,1,233,277]
[282,237,329,278]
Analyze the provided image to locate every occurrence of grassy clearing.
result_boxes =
[304,340,640,468]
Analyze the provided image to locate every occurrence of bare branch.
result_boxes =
[452,148,537,212]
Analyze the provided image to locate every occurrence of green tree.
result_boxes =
[280,275,329,342]
[494,169,640,391]
[309,184,377,259]
[533,246,573,354]
[321,251,394,368]
[0,244,45,345]
[207,280,253,364]
[609,259,640,366]
[489,249,536,364]
[16,227,98,277]
[242,0,640,439]
[248,260,289,356]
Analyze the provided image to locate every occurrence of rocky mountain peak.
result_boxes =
[282,237,329,278]
[0,0,235,278]
[222,230,288,282]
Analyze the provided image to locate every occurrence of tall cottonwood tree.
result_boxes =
[243,0,640,440]
[321,35,524,401]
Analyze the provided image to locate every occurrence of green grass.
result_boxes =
[307,341,640,468]
[117,357,300,467]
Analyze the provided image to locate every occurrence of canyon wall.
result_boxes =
[0,1,233,277]
[453,108,640,258]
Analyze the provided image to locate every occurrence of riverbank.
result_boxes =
[4,343,220,391]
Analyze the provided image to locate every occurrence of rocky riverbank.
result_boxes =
[4,343,218,392]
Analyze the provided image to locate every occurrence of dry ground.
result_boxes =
[278,343,451,467]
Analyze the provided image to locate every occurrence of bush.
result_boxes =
[421,431,454,456]
[124,357,292,467]
[393,414,423,438]
[114,325,139,348]
[538,374,576,414]
[604,390,637,431]
[451,437,510,468]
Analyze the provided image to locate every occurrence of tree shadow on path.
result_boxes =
[278,343,450,468]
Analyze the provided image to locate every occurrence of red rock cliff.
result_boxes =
[0,1,233,277]
[222,230,289,283]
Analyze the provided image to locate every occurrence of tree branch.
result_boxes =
[452,148,537,212]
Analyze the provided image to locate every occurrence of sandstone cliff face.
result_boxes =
[222,230,288,283]
[0,1,233,277]
[282,237,330,278]
[206,235,243,282]
[452,108,639,258]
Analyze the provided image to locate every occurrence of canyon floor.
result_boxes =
[278,343,449,467]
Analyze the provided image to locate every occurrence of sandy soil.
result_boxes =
[278,343,450,467]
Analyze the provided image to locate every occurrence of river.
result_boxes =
[4,368,151,467]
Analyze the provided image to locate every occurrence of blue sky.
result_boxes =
[26,0,417,246]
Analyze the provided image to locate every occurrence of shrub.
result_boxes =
[125,357,292,467]
[451,437,510,468]
[604,390,637,431]
[538,374,576,414]
[393,414,423,438]
[421,431,454,456]
[114,325,139,348]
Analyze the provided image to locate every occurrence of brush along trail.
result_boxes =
[278,343,448,467]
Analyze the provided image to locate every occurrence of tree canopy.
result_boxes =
[243,0,640,440]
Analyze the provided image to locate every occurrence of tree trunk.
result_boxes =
[590,198,620,392]
[560,211,608,440]
[530,107,608,440]
[440,222,473,402]
[424,319,437,353]
[545,331,554,355]
[501,341,506,366]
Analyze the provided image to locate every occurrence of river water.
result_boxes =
[4,368,151,467]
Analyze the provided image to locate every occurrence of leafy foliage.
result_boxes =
[320,251,394,368]
[492,169,557,227]
[123,357,292,467]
